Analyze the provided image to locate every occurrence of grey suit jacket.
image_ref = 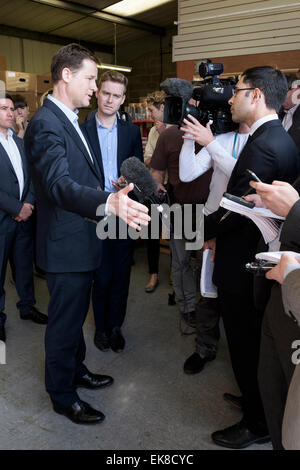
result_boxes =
[282,268,300,324]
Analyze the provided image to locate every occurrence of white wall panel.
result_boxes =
[173,0,300,61]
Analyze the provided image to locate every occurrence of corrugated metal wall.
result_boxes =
[173,0,300,62]
[0,34,113,73]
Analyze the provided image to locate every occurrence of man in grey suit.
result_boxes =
[0,93,47,343]
[248,180,300,449]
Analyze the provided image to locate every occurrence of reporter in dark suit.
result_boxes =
[204,67,300,448]
[24,44,149,425]
[82,71,143,353]
[0,93,47,343]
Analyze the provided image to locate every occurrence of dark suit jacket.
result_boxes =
[205,119,300,294]
[81,115,143,189]
[24,98,111,273]
[0,134,34,234]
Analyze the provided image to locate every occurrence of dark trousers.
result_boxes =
[217,288,267,434]
[45,271,92,408]
[146,212,162,274]
[0,222,35,314]
[195,297,220,358]
[92,238,134,333]
[258,283,300,449]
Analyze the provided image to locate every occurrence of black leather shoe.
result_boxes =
[0,312,6,342]
[183,352,215,374]
[211,420,270,449]
[109,327,125,352]
[20,306,48,324]
[76,372,114,389]
[0,324,6,342]
[94,330,110,351]
[223,393,243,409]
[53,399,105,424]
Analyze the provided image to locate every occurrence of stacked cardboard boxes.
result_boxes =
[0,63,52,117]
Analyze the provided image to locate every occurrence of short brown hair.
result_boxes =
[51,43,98,84]
[98,70,128,92]
[146,90,166,109]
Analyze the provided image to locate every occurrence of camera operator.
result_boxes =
[150,91,212,328]
[178,116,249,375]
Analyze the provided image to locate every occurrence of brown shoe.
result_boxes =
[145,275,159,293]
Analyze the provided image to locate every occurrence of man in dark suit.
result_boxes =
[204,66,300,448]
[0,93,47,343]
[24,44,149,425]
[82,71,143,353]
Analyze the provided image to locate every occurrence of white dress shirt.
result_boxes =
[179,131,249,215]
[249,114,278,135]
[0,128,24,200]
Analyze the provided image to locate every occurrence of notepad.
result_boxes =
[219,197,285,244]
[200,249,218,298]
[256,251,300,264]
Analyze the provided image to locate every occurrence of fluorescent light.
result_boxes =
[103,0,173,17]
[97,63,132,73]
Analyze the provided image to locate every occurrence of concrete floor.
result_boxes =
[0,243,272,450]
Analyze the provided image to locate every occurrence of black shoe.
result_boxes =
[0,324,6,342]
[20,306,48,324]
[0,313,6,342]
[94,330,110,352]
[76,372,114,389]
[211,420,270,449]
[223,393,243,409]
[109,327,125,353]
[183,352,215,374]
[53,399,105,425]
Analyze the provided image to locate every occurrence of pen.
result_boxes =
[220,188,252,222]
[246,169,263,183]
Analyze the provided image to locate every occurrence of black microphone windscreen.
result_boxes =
[160,78,193,101]
[121,157,158,202]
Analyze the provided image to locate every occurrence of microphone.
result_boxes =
[120,157,162,204]
[160,78,193,101]
[121,157,171,231]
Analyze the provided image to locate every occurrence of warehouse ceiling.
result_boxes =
[0,0,178,53]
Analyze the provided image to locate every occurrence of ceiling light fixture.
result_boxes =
[98,23,132,73]
[104,0,173,17]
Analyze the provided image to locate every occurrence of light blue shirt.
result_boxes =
[47,95,93,163]
[95,114,118,192]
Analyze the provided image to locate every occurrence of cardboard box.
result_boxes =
[0,55,6,70]
[36,74,52,94]
[0,70,37,92]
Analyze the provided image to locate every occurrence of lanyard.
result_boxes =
[232,132,247,159]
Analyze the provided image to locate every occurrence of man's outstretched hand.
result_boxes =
[108,183,150,230]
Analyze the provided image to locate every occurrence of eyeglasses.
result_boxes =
[232,87,255,96]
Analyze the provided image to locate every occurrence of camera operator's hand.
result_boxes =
[180,114,214,147]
